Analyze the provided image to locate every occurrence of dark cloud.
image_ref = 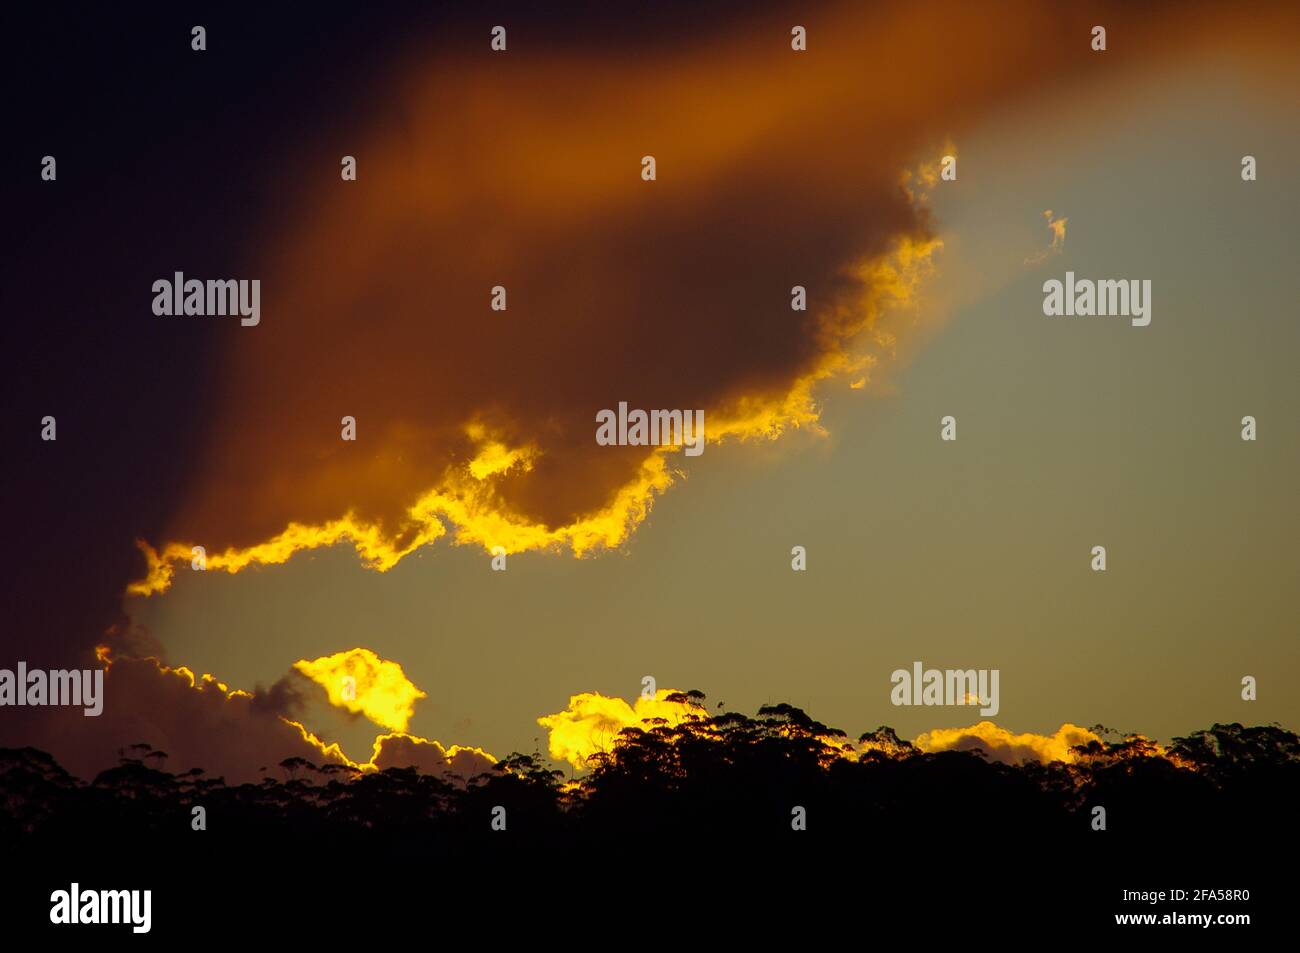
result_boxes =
[2,653,495,785]
[139,0,1268,583]
[4,656,345,785]
[371,734,497,783]
[248,672,311,720]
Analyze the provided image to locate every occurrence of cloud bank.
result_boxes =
[124,1,1262,594]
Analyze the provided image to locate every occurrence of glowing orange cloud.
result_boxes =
[73,645,1180,785]
[80,644,494,782]
[126,228,939,597]
[537,689,707,770]
[124,1,1006,598]
[535,695,1135,770]
[293,647,427,734]
[121,1,1286,603]
[913,722,1102,764]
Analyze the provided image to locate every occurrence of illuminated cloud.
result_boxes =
[121,2,1289,597]
[536,695,1129,770]
[293,647,427,733]
[913,721,1101,764]
[13,645,1175,785]
[899,141,956,206]
[6,647,499,784]
[537,690,706,770]
[130,0,1164,596]
[8,650,350,784]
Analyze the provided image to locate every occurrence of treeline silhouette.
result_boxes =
[4,698,1297,861]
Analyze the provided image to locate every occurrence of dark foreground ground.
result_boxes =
[2,717,1295,940]
[8,829,1291,941]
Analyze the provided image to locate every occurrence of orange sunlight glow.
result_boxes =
[126,214,944,598]
[292,647,428,734]
[94,642,495,777]
[537,689,708,770]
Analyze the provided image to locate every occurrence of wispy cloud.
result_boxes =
[1024,209,1068,266]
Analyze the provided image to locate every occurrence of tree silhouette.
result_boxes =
[1,713,1296,865]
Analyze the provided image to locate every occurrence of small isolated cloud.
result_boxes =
[293,647,427,733]
[1024,209,1067,266]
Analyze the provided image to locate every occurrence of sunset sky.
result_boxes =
[3,1,1297,783]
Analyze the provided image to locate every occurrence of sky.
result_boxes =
[3,1,1297,782]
